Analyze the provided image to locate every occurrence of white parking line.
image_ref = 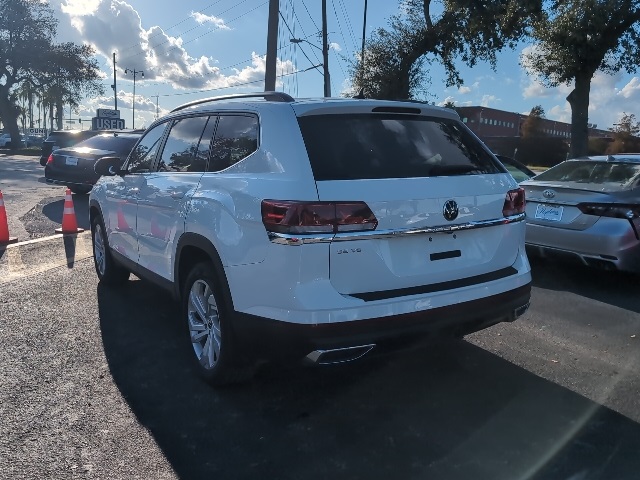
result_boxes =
[0,232,93,284]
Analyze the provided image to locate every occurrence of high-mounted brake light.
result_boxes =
[261,200,378,234]
[502,188,525,217]
[578,203,640,220]
[46,154,54,165]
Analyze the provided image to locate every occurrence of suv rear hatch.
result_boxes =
[295,109,523,296]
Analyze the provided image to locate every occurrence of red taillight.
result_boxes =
[261,200,378,234]
[46,154,54,165]
[578,203,640,219]
[503,188,525,217]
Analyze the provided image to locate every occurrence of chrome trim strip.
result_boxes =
[268,213,525,245]
[305,344,376,365]
[527,198,578,206]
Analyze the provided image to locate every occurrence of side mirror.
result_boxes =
[95,156,125,176]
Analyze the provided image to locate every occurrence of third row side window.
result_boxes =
[208,115,259,172]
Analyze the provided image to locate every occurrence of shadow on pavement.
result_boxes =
[98,279,640,480]
[41,194,90,230]
[530,256,640,314]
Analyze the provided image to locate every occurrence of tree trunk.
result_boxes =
[567,73,592,158]
[56,100,63,130]
[0,87,22,149]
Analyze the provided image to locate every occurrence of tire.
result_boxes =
[91,214,129,286]
[183,261,254,386]
[69,185,92,195]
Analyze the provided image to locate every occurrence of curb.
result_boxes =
[0,231,93,284]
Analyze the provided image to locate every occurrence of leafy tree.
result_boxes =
[522,0,640,158]
[606,112,640,153]
[349,0,542,99]
[521,105,546,138]
[0,0,103,147]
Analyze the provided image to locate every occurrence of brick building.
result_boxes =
[455,106,609,140]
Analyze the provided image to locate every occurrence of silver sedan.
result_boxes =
[521,154,640,273]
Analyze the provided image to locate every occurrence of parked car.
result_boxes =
[39,130,101,166]
[0,133,26,148]
[495,155,536,183]
[90,92,531,385]
[0,133,11,147]
[45,131,143,194]
[521,154,640,272]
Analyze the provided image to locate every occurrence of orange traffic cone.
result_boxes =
[0,190,18,245]
[55,188,85,234]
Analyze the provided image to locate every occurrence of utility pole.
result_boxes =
[360,0,368,87]
[151,94,159,120]
[112,52,118,111]
[322,0,331,97]
[264,0,279,91]
[124,68,144,129]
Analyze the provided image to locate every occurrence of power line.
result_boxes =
[279,10,323,76]
[330,0,351,59]
[158,65,317,98]
[117,0,227,55]
[338,0,358,51]
[300,0,320,33]
[118,0,262,66]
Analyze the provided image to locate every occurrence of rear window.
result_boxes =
[532,160,640,190]
[297,114,502,180]
[74,134,141,158]
[46,131,96,148]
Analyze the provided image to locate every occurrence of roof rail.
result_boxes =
[170,91,295,113]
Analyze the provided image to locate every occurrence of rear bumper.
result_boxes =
[44,164,99,186]
[231,284,531,362]
[525,218,640,272]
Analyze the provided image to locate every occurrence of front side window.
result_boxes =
[126,122,167,173]
[158,116,211,173]
[208,115,259,172]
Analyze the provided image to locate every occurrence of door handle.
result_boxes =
[170,191,185,199]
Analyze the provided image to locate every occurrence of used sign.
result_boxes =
[92,117,125,130]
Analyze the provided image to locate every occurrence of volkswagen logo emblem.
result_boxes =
[543,189,555,199]
[443,200,459,221]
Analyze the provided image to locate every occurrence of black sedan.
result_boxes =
[44,131,142,194]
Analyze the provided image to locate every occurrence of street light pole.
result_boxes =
[125,68,144,129]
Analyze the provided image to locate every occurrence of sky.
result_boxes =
[43,0,640,131]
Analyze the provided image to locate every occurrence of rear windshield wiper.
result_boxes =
[429,164,482,176]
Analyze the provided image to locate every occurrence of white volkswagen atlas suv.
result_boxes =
[90,92,531,385]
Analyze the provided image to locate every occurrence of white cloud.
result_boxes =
[330,42,341,52]
[60,0,100,16]
[481,95,499,107]
[191,11,230,30]
[458,86,471,94]
[438,96,456,106]
[59,0,294,92]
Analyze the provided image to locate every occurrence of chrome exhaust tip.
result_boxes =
[305,344,376,365]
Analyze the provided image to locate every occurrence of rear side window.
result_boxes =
[158,116,211,173]
[73,135,140,158]
[297,114,502,180]
[208,115,259,172]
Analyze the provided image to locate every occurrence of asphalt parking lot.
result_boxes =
[1,154,640,479]
[1,233,640,479]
